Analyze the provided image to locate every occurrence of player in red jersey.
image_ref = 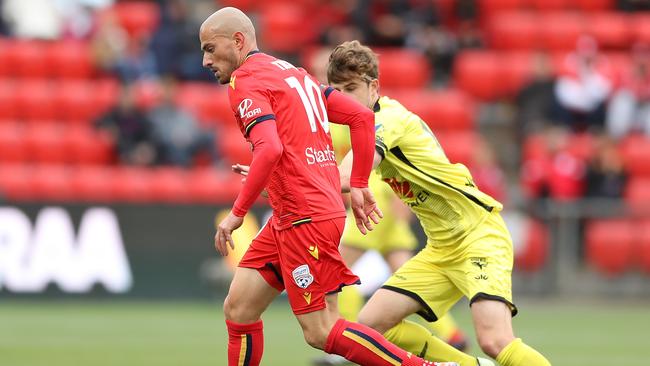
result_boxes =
[200,7,456,366]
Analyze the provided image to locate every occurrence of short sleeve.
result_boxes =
[228,72,275,137]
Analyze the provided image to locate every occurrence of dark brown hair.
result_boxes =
[327,40,379,84]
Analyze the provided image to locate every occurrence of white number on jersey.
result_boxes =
[285,76,329,133]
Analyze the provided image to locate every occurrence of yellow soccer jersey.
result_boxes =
[373,96,503,247]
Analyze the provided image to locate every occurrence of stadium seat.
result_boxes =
[376,48,431,89]
[48,41,96,79]
[453,51,502,100]
[55,81,98,122]
[632,13,650,45]
[31,165,74,201]
[62,127,114,165]
[638,220,650,274]
[0,39,9,77]
[110,167,153,203]
[487,12,540,50]
[477,0,524,19]
[585,13,630,49]
[259,4,316,53]
[201,88,236,127]
[187,168,240,203]
[94,79,120,115]
[0,164,34,200]
[112,1,160,38]
[0,123,26,163]
[585,219,634,276]
[24,124,67,164]
[69,166,114,202]
[435,131,478,165]
[220,126,252,165]
[530,0,568,11]
[150,168,190,203]
[625,177,650,211]
[391,89,475,131]
[0,80,16,119]
[574,0,615,12]
[14,80,56,120]
[539,13,586,50]
[620,135,650,177]
[4,40,49,78]
[515,219,549,272]
[501,52,535,96]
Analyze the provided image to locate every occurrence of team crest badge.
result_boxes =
[292,265,314,289]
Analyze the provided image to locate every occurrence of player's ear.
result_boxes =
[369,79,379,94]
[232,31,245,50]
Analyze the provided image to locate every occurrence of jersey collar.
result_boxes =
[245,50,261,60]
[373,98,381,113]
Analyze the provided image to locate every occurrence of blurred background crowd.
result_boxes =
[1,0,650,288]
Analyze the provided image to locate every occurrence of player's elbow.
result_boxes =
[358,108,374,129]
[339,170,351,193]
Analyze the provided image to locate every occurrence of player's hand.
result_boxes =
[349,187,383,235]
[231,164,250,183]
[215,211,244,256]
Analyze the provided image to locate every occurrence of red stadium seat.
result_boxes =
[24,124,67,164]
[259,4,316,53]
[31,165,74,201]
[574,0,615,12]
[376,49,431,89]
[150,168,190,203]
[201,87,236,127]
[625,177,650,211]
[69,166,114,202]
[638,220,650,274]
[501,52,535,96]
[220,127,251,165]
[390,89,475,131]
[112,1,160,38]
[530,0,568,10]
[632,14,650,45]
[453,51,502,100]
[14,80,56,120]
[4,40,49,78]
[0,164,34,200]
[0,123,26,162]
[54,81,98,122]
[110,167,153,202]
[585,219,634,276]
[539,13,586,50]
[435,131,478,165]
[48,41,96,79]
[62,127,114,165]
[0,39,10,77]
[94,79,120,114]
[487,12,540,50]
[478,0,524,19]
[585,13,630,49]
[620,135,650,177]
[0,80,16,119]
[515,219,549,272]
[187,168,240,203]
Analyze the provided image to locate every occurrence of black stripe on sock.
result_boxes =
[243,333,253,366]
[344,327,402,364]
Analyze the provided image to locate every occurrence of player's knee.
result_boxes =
[476,333,512,358]
[223,294,259,323]
[302,326,329,350]
[357,309,392,334]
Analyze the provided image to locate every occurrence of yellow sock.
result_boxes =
[496,338,551,366]
[384,320,478,366]
[337,284,363,321]
[421,313,459,342]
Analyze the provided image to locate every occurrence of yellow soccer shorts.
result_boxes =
[382,211,518,322]
[341,207,418,255]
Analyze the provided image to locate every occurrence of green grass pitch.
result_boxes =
[1,299,648,365]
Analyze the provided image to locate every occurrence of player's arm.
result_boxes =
[324,87,382,234]
[339,150,382,193]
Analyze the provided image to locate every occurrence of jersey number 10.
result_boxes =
[285,76,330,134]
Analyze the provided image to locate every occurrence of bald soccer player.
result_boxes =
[200,7,457,366]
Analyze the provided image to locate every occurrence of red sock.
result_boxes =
[325,319,434,366]
[226,319,264,366]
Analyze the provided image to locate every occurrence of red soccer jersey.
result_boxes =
[228,52,346,230]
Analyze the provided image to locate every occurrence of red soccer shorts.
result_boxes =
[238,217,360,315]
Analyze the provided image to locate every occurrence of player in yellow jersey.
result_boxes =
[328,41,551,366]
[312,123,468,366]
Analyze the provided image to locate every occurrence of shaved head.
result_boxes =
[199,7,258,84]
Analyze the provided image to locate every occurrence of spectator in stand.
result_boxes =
[55,0,114,40]
[96,84,157,166]
[617,0,650,11]
[584,135,627,199]
[148,77,219,167]
[516,52,556,138]
[2,0,63,39]
[606,44,650,139]
[554,36,614,132]
[150,0,212,80]
[92,10,129,72]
